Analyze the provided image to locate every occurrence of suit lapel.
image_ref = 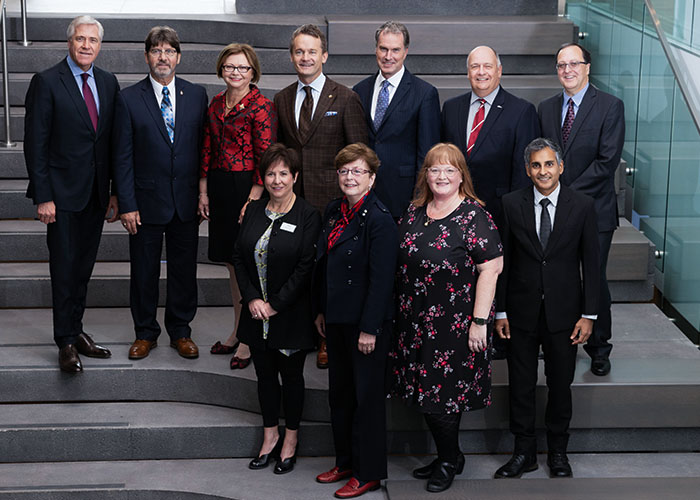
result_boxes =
[545,186,572,255]
[59,61,95,135]
[360,75,375,129]
[302,78,336,145]
[141,77,172,146]
[376,70,411,133]
[456,92,470,153]
[94,68,108,138]
[173,77,185,148]
[563,86,596,155]
[519,188,543,257]
[552,94,564,146]
[471,86,505,158]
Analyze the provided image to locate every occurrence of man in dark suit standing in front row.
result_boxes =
[538,43,624,377]
[493,138,599,479]
[24,16,119,372]
[113,26,208,361]
[353,21,441,220]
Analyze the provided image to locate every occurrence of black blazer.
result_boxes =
[24,58,119,211]
[315,191,398,335]
[112,76,208,224]
[496,185,600,333]
[353,69,441,218]
[441,86,540,226]
[538,85,625,232]
[233,197,322,350]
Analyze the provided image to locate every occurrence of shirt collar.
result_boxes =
[375,65,405,89]
[149,74,176,97]
[66,55,94,78]
[563,83,589,108]
[533,182,561,207]
[470,85,500,107]
[297,73,326,94]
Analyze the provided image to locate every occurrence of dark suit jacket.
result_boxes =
[353,69,441,218]
[233,197,322,350]
[496,185,599,333]
[315,191,398,335]
[24,58,119,211]
[112,76,208,224]
[274,76,368,211]
[441,86,540,226]
[538,85,625,232]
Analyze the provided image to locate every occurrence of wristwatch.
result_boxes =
[472,317,487,326]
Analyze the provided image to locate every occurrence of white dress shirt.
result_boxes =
[149,74,177,122]
[294,73,326,127]
[370,65,405,120]
[466,86,500,143]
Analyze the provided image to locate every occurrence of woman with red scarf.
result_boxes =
[313,143,398,498]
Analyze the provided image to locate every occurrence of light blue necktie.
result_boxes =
[373,80,390,129]
[161,87,174,142]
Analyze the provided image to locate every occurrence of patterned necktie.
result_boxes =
[161,86,174,143]
[539,198,552,249]
[466,98,486,156]
[373,79,391,129]
[562,98,575,146]
[81,73,98,131]
[298,86,313,140]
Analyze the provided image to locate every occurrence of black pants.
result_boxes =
[47,192,104,348]
[326,323,389,481]
[584,229,614,360]
[507,308,578,455]
[129,213,198,341]
[251,345,307,429]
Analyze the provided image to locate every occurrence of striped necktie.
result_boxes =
[161,87,174,142]
[467,98,486,156]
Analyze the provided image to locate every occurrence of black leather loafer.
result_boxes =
[591,357,611,376]
[547,452,572,477]
[494,454,538,478]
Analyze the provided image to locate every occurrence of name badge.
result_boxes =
[280,222,296,233]
[325,111,338,117]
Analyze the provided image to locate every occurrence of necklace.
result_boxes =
[424,197,463,226]
[267,193,295,214]
[224,89,249,112]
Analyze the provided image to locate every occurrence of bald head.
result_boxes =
[467,45,502,97]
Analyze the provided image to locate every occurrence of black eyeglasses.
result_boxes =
[149,48,178,57]
[222,65,252,74]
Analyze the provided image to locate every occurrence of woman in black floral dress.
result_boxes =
[390,143,503,493]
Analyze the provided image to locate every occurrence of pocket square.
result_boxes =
[325,111,338,116]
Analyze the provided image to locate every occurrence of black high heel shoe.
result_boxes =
[249,440,281,470]
[273,447,297,475]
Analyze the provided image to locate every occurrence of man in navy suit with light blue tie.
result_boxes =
[113,26,208,361]
[353,21,441,219]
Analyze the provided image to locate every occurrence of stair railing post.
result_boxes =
[1,0,16,148]
[18,0,32,47]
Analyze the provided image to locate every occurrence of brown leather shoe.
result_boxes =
[76,332,111,358]
[317,339,328,369]
[129,339,157,360]
[170,337,199,358]
[58,345,83,373]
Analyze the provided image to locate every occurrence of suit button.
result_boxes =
[347,265,352,270]
[347,279,352,285]
[542,260,546,266]
[353,236,358,240]
[347,250,352,255]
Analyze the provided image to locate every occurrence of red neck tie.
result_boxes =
[81,73,98,131]
[467,98,485,156]
[562,98,575,146]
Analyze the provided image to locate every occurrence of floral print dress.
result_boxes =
[390,199,503,414]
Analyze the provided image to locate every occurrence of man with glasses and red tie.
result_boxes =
[24,16,120,373]
[112,26,208,362]
[538,43,625,377]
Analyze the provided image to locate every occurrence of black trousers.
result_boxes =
[251,345,307,429]
[507,307,578,455]
[47,191,105,348]
[326,323,389,481]
[128,213,198,341]
[584,229,614,360]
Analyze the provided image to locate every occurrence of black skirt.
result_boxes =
[207,169,255,264]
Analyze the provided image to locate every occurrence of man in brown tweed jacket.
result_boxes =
[274,24,368,213]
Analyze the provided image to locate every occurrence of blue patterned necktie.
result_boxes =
[161,86,174,142]
[373,79,390,129]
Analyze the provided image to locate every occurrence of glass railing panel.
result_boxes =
[665,82,700,330]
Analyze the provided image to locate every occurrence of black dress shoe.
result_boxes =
[249,441,281,470]
[494,454,538,478]
[76,332,111,358]
[547,452,572,477]
[274,453,297,474]
[591,357,611,376]
[426,457,463,493]
[58,345,83,373]
[414,453,464,479]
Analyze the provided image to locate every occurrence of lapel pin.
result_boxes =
[180,90,183,95]
[328,94,333,98]
[239,103,245,110]
[497,105,502,108]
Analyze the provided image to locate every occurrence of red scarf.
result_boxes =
[327,194,368,251]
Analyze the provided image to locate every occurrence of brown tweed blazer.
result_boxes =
[274,76,368,211]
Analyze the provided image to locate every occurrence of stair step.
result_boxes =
[0,142,23,178]
[0,401,333,462]
[0,262,231,307]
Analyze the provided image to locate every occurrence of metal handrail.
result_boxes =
[1,0,16,148]
[18,0,31,47]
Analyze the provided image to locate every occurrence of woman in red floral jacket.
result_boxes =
[199,43,277,368]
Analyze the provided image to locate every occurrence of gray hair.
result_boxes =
[524,137,563,166]
[67,15,104,42]
[375,21,410,48]
[467,45,502,68]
